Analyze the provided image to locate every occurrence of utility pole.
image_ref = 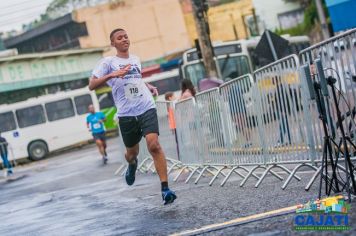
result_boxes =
[191,0,218,79]
[315,0,330,39]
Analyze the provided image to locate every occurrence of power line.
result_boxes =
[0,5,48,19]
[0,11,47,28]
[0,9,46,22]
[0,0,50,10]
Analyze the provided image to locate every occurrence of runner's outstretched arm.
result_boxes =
[145,83,158,96]
[89,65,131,90]
[89,74,113,90]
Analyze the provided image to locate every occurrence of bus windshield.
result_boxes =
[184,62,206,87]
[184,55,250,86]
[181,36,310,88]
[142,69,181,101]
[148,75,181,95]
[217,55,250,80]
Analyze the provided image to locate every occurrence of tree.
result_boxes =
[46,0,88,18]
[19,0,111,33]
[276,0,318,36]
[45,0,111,18]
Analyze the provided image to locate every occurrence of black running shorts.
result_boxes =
[119,108,159,148]
[93,132,106,141]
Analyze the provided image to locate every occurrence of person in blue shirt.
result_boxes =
[86,104,108,164]
[0,134,13,176]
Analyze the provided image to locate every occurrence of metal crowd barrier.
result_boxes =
[118,28,356,192]
[248,55,313,188]
[219,74,264,165]
[156,102,180,161]
[300,28,356,146]
[299,28,356,190]
[164,57,315,188]
[217,75,266,186]
[173,97,206,182]
[187,87,229,185]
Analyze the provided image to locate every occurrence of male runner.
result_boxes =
[89,28,177,205]
[86,104,108,164]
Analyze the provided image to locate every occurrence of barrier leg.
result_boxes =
[255,165,284,188]
[137,157,152,173]
[167,162,182,174]
[240,165,262,187]
[114,164,126,176]
[146,161,155,173]
[209,167,226,186]
[185,166,201,183]
[174,166,188,182]
[238,166,260,180]
[305,166,322,191]
[269,169,284,181]
[276,164,302,181]
[282,163,318,190]
[221,166,239,187]
[194,166,210,184]
[120,164,128,176]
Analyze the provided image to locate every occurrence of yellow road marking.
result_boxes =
[170,205,297,236]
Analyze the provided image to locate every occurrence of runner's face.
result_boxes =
[88,105,95,113]
[111,30,130,52]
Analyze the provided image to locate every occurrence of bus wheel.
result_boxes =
[28,141,48,161]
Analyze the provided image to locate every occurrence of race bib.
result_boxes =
[93,123,101,129]
[124,83,143,99]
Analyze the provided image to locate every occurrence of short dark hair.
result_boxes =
[165,92,174,101]
[181,79,196,97]
[110,28,125,40]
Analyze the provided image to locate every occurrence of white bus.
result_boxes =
[0,87,99,161]
[180,35,310,88]
[143,68,182,101]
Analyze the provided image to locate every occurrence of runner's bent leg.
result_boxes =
[95,139,105,156]
[125,144,139,164]
[145,133,167,182]
[102,139,108,156]
[124,143,139,185]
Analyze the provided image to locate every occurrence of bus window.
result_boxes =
[16,105,46,128]
[45,99,75,121]
[184,62,206,87]
[148,75,181,95]
[74,94,93,115]
[98,92,115,110]
[217,56,250,81]
[0,111,17,132]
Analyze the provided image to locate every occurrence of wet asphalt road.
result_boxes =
[0,136,355,236]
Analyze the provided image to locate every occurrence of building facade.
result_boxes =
[0,48,105,104]
[3,0,191,63]
[252,0,303,33]
[73,0,191,62]
[4,14,88,54]
[180,0,254,43]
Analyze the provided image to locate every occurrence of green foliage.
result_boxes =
[22,13,51,31]
[275,24,308,36]
[22,0,97,31]
[46,0,79,18]
[303,0,317,31]
[276,0,317,36]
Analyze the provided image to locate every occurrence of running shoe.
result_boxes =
[125,158,137,185]
[162,188,177,205]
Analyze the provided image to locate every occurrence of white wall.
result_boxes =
[253,0,301,32]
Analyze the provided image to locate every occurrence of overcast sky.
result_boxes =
[0,0,53,33]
